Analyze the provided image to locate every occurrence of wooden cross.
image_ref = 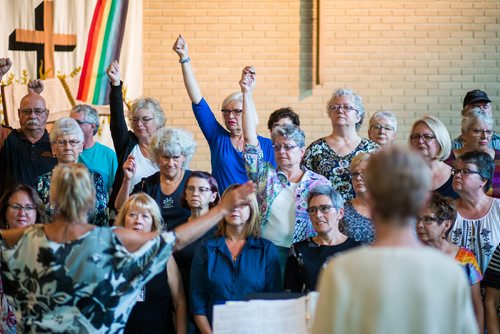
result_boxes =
[8,0,77,79]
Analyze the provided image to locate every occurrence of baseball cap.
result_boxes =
[463,89,492,107]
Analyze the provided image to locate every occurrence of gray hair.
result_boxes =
[461,107,494,134]
[71,104,100,135]
[409,115,451,161]
[130,97,166,128]
[49,117,84,143]
[327,88,365,131]
[150,127,197,169]
[221,92,243,109]
[307,185,345,211]
[370,110,397,132]
[271,124,305,148]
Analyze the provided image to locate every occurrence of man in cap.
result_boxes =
[451,89,499,150]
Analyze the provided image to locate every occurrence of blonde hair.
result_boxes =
[221,92,243,109]
[114,193,163,232]
[409,115,451,161]
[350,152,371,171]
[216,184,260,238]
[50,163,95,222]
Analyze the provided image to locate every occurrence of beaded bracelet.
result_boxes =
[179,57,191,64]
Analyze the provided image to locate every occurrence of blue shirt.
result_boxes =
[190,236,282,324]
[192,98,276,193]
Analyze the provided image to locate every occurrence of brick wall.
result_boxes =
[143,0,500,171]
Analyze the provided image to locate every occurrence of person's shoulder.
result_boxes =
[306,137,327,149]
[93,142,116,155]
[358,138,380,152]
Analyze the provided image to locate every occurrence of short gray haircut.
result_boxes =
[71,104,100,135]
[409,115,451,161]
[49,117,84,143]
[130,97,166,128]
[150,127,197,169]
[461,107,494,134]
[370,110,397,132]
[271,124,305,148]
[327,88,365,131]
[307,184,345,211]
[221,92,243,109]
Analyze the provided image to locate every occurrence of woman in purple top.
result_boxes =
[173,35,276,193]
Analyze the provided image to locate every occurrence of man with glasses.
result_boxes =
[452,89,499,150]
[0,60,57,190]
[70,104,118,194]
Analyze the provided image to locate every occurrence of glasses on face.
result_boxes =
[186,185,212,193]
[468,128,494,137]
[130,116,154,124]
[162,156,181,162]
[55,139,81,147]
[75,119,95,126]
[409,134,436,142]
[350,171,364,179]
[8,203,36,214]
[329,104,357,112]
[451,168,482,177]
[19,108,47,116]
[221,109,243,116]
[370,124,394,132]
[307,204,335,215]
[272,144,298,152]
[416,215,443,225]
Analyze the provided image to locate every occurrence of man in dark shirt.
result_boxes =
[0,61,57,191]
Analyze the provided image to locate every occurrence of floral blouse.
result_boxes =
[0,278,15,334]
[243,143,331,244]
[35,169,109,226]
[0,225,176,333]
[302,137,379,200]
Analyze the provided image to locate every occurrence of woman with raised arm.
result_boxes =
[240,66,330,272]
[172,35,276,194]
[0,163,255,333]
[106,61,166,212]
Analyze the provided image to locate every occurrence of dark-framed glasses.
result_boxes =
[451,168,482,176]
[307,204,335,215]
[130,116,154,124]
[75,119,95,126]
[55,139,81,147]
[221,109,243,115]
[409,134,436,142]
[329,104,357,112]
[186,185,212,193]
[272,144,298,152]
[19,108,47,116]
[468,128,494,137]
[350,171,364,179]
[416,215,443,225]
[8,203,36,214]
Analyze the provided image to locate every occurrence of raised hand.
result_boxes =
[219,181,256,213]
[27,79,44,94]
[239,66,256,93]
[173,35,189,60]
[122,155,136,180]
[0,58,12,80]
[106,60,121,86]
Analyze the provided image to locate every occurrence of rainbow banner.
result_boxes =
[77,0,129,105]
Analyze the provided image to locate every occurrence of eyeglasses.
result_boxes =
[329,104,357,112]
[468,128,494,137]
[350,171,364,179]
[272,144,298,152]
[186,185,212,193]
[370,124,394,132]
[8,204,36,214]
[409,134,436,142]
[19,108,47,116]
[221,109,243,116]
[307,204,335,215]
[451,168,482,177]
[416,215,443,225]
[130,116,154,124]
[75,119,95,126]
[55,139,81,147]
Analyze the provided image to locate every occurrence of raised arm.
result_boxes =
[240,66,259,146]
[173,35,202,104]
[0,58,12,82]
[114,155,136,210]
[27,79,44,94]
